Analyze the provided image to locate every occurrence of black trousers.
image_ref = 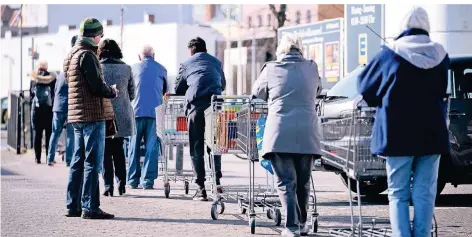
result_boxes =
[188,106,222,188]
[32,105,53,161]
[102,137,126,190]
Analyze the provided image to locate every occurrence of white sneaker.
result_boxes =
[281,228,300,237]
[300,223,309,236]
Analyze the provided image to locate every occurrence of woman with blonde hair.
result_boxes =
[252,33,322,237]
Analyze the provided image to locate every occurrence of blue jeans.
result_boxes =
[127,117,160,188]
[66,121,105,213]
[47,112,74,164]
[386,155,440,237]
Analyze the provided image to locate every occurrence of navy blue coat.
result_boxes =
[175,52,226,114]
[53,72,69,113]
[357,29,450,157]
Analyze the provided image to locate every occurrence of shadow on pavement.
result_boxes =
[435,194,472,207]
[113,216,249,226]
[1,168,19,176]
[317,193,472,207]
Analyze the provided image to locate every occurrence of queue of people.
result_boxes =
[29,6,445,237]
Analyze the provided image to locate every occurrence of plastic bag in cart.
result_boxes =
[256,116,273,175]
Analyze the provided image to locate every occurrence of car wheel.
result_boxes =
[436,179,446,197]
[340,173,388,197]
[1,109,7,124]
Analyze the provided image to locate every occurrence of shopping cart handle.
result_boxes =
[212,95,251,100]
[165,93,180,96]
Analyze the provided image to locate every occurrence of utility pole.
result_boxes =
[225,6,233,95]
[120,5,124,49]
[251,28,256,85]
[237,4,243,95]
[17,4,23,154]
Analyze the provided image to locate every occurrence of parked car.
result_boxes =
[315,56,472,197]
[1,97,7,127]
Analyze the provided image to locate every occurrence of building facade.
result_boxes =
[1,4,194,38]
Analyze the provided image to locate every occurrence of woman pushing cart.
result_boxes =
[250,33,323,236]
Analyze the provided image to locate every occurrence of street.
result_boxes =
[1,136,472,237]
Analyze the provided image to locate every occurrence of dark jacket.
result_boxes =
[31,70,56,108]
[131,56,167,118]
[357,28,450,156]
[63,37,116,123]
[52,72,68,113]
[175,52,226,114]
[101,58,136,137]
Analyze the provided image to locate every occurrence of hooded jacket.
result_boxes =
[357,28,450,156]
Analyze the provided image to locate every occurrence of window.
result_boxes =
[306,10,312,23]
[257,15,262,27]
[448,63,472,99]
[295,11,301,24]
[248,16,252,28]
[267,14,272,27]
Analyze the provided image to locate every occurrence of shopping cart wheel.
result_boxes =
[238,199,247,214]
[164,184,170,198]
[274,209,282,226]
[219,200,225,214]
[266,209,273,219]
[249,217,256,234]
[311,217,318,233]
[184,181,189,195]
[211,204,219,220]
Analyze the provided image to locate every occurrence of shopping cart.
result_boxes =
[155,95,194,198]
[203,95,250,219]
[320,108,438,237]
[238,100,320,234]
[205,96,319,234]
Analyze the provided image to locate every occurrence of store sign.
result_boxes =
[345,4,384,73]
[278,18,343,89]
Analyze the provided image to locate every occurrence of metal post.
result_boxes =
[225,7,233,95]
[120,5,124,49]
[17,4,23,154]
[237,4,243,95]
[251,29,256,85]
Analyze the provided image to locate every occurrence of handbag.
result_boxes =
[105,119,117,138]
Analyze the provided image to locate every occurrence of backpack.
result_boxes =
[33,71,53,107]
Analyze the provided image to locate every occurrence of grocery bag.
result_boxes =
[256,116,273,175]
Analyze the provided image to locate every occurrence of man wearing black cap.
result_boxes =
[64,18,118,219]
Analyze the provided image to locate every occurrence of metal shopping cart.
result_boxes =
[320,108,438,237]
[203,95,250,220]
[155,95,194,198]
[205,96,319,234]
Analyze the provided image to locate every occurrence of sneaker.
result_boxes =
[142,185,154,190]
[193,188,208,201]
[47,162,54,167]
[82,209,115,219]
[281,228,300,237]
[300,223,309,236]
[36,159,41,164]
[65,209,82,217]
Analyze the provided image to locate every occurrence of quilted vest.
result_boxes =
[63,40,114,123]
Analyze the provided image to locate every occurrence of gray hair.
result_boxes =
[37,60,48,70]
[141,45,155,57]
[276,33,304,60]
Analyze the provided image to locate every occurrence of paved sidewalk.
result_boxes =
[2,145,472,237]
